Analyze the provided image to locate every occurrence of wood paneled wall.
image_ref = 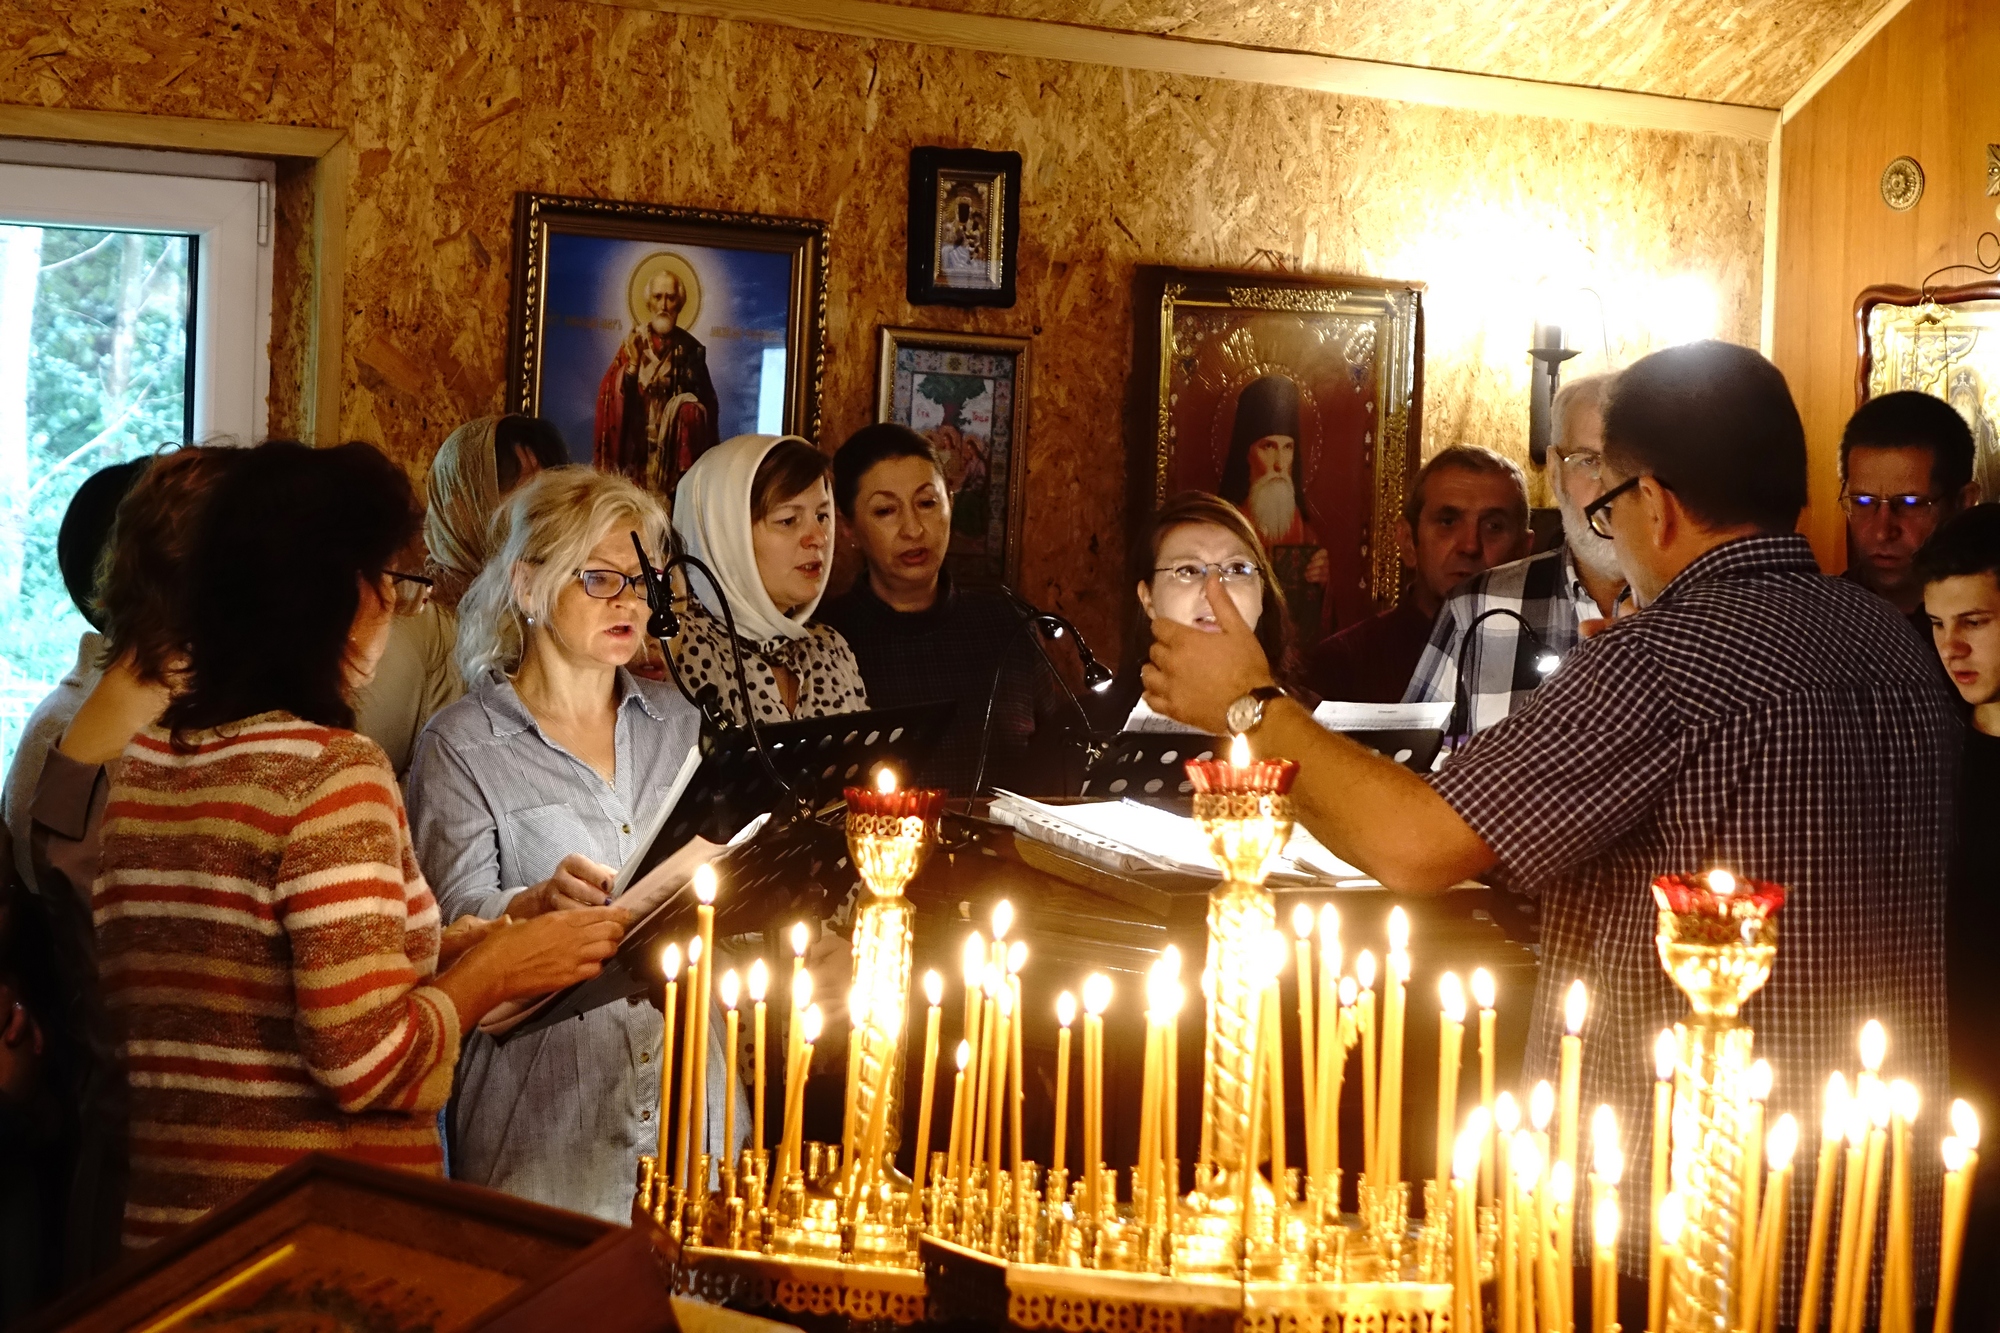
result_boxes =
[1773,0,2000,570]
[2,0,1766,655]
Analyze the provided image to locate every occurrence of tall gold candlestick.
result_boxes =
[1315,923,1341,1199]
[969,966,998,1196]
[720,969,740,1192]
[1164,976,1183,1215]
[1497,1095,1521,1333]
[658,945,682,1188]
[1084,974,1111,1226]
[775,1005,822,1203]
[1293,904,1318,1182]
[1744,1113,1797,1333]
[1556,979,1586,1330]
[1263,976,1287,1200]
[1589,1102,1622,1321]
[947,1040,971,1226]
[961,932,986,1142]
[1008,942,1027,1180]
[1545,1162,1572,1333]
[1649,1031,1674,1333]
[1514,1131,1544,1333]
[1139,962,1165,1214]
[1592,1194,1620,1333]
[1657,1195,1684,1333]
[914,971,944,1197]
[1455,1135,1481,1333]
[1327,976,1355,1206]
[843,984,869,1173]
[677,934,704,1190]
[1935,1102,1980,1333]
[1359,949,1378,1182]
[1882,1081,1918,1333]
[690,866,718,1186]
[787,921,808,1084]
[1800,1074,1850,1333]
[987,983,1014,1226]
[1437,972,1466,1207]
[851,1004,904,1225]
[1737,1059,1772,1313]
[1827,1103,1869,1333]
[1475,968,1497,1208]
[1238,955,1277,1276]
[748,960,768,1151]
[1840,1085,1889,1333]
[1381,908,1411,1187]
[1054,993,1075,1177]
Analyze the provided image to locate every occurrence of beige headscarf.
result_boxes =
[423,417,501,610]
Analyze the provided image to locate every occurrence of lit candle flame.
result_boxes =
[1748,1059,1773,1102]
[803,1004,823,1043]
[1162,943,1182,979]
[1229,732,1251,767]
[1550,1160,1574,1205]
[1654,1029,1677,1082]
[1708,868,1736,896]
[687,935,702,966]
[1891,1079,1919,1124]
[1512,1130,1542,1185]
[1768,1113,1799,1172]
[992,899,1014,941]
[1293,903,1315,939]
[875,765,897,795]
[1168,981,1186,1016]
[1824,1072,1850,1141]
[791,967,811,1010]
[1083,972,1112,1016]
[1592,1104,1621,1182]
[1564,979,1588,1035]
[997,983,1014,1018]
[694,862,717,904]
[1454,1125,1483,1182]
[1319,903,1339,942]
[1472,967,1496,1011]
[880,996,906,1037]
[1531,1080,1555,1131]
[1440,972,1466,1023]
[1338,975,1357,1007]
[956,1039,972,1071]
[662,942,681,981]
[1057,991,1076,1027]
[1595,1196,1621,1249]
[1357,949,1377,991]
[748,957,768,1002]
[924,970,943,1007]
[1388,905,1410,953]
[1846,1097,1871,1146]
[1008,940,1027,974]
[1494,1090,1520,1134]
[1945,1135,1970,1172]
[982,963,1001,997]
[790,922,809,957]
[1861,1019,1887,1073]
[1866,1079,1891,1129]
[962,932,985,985]
[721,969,740,1009]
[1952,1099,1980,1149]
[1658,1194,1685,1247]
[1263,929,1289,973]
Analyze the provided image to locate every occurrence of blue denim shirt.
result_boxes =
[405,668,704,1222]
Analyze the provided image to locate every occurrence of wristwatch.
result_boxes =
[1224,685,1288,736]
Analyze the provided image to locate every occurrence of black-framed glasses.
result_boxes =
[1153,559,1262,586]
[385,570,433,616]
[1840,492,1942,522]
[1583,476,1641,539]
[574,568,649,600]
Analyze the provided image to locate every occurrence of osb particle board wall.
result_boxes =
[1773,0,2000,573]
[1,0,1764,655]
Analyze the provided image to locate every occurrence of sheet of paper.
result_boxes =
[612,742,705,896]
[1311,700,1453,732]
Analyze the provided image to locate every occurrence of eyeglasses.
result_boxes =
[385,571,433,617]
[1153,559,1263,586]
[574,568,650,600]
[1583,476,1642,540]
[1840,492,1942,521]
[1554,447,1604,479]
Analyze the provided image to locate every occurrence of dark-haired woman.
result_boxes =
[93,440,627,1247]
[356,415,570,777]
[1104,491,1299,732]
[817,423,1067,794]
[669,434,867,724]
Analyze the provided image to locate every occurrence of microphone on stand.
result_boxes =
[1446,606,1560,741]
[970,587,1114,796]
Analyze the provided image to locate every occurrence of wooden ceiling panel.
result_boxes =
[863,0,1894,105]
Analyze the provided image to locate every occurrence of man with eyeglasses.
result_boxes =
[1307,445,1532,703]
[1142,341,1955,1300]
[1839,390,1980,633]
[1402,375,1627,738]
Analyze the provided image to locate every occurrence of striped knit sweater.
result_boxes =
[95,712,461,1246]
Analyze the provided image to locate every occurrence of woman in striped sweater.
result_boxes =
[93,441,629,1248]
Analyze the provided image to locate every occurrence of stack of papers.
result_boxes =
[987,792,1380,887]
[1311,701,1453,732]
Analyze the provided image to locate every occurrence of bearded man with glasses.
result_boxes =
[1838,390,1980,635]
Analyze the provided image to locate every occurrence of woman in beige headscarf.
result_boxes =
[354,415,569,773]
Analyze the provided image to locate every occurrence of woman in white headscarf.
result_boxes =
[355,415,568,773]
[670,434,867,723]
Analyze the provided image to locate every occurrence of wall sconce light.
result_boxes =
[1528,320,1580,466]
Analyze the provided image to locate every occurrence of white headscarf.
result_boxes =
[672,433,827,645]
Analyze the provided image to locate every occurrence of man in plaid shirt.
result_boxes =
[1403,375,1627,737]
[1141,342,1954,1315]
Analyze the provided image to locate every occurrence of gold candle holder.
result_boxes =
[1177,743,1298,1278]
[841,772,944,1245]
[1653,870,1783,1333]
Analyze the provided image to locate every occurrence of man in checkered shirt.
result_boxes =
[1403,375,1628,737]
[1142,342,1954,1317]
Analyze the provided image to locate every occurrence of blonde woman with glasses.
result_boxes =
[405,466,706,1222]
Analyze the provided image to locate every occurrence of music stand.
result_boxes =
[496,701,955,1040]
[1079,725,1443,808]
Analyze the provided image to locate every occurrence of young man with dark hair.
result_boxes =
[1842,390,1979,627]
[1917,505,2000,1332]
[1307,445,1531,702]
[1143,341,1955,1301]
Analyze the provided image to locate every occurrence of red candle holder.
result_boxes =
[842,785,947,823]
[1184,755,1299,796]
[1650,872,1786,945]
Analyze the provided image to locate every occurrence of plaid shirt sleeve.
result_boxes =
[1399,599,1460,707]
[1425,624,1682,882]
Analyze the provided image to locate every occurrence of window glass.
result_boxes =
[0,224,193,769]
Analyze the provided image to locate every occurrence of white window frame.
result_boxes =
[0,153,274,444]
